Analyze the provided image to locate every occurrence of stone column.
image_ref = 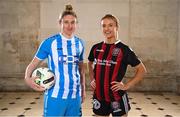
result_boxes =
[177,0,180,95]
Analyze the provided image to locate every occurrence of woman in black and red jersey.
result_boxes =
[88,14,147,117]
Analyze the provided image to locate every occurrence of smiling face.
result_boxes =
[101,18,118,43]
[59,15,77,38]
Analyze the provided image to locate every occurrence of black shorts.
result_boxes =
[92,93,131,116]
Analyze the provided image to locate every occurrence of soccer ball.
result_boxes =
[32,67,55,90]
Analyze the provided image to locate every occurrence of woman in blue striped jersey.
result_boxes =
[25,4,85,116]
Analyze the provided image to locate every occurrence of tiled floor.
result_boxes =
[0,91,179,117]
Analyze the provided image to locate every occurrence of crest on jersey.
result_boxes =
[112,48,120,56]
[111,101,122,112]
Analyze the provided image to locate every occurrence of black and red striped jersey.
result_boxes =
[88,40,140,102]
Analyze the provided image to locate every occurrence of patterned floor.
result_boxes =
[0,91,179,117]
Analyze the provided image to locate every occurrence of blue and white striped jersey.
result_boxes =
[35,33,84,99]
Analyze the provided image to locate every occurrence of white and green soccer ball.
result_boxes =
[32,67,55,90]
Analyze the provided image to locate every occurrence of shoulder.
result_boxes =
[74,36,86,49]
[40,34,59,46]
[116,41,128,48]
[74,36,84,43]
[116,41,132,51]
[45,34,59,42]
[91,41,104,49]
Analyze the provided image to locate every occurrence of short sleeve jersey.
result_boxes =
[35,33,84,99]
[88,41,140,102]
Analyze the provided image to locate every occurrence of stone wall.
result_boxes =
[0,0,40,91]
[177,0,180,94]
[0,0,179,93]
[128,0,179,93]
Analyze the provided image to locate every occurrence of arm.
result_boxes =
[88,61,96,90]
[79,62,86,103]
[24,57,45,91]
[111,62,147,91]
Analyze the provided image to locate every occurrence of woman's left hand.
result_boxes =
[111,81,129,91]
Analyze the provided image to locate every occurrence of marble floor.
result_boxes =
[0,91,179,117]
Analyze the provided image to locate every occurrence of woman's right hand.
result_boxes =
[25,76,45,91]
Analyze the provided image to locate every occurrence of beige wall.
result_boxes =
[0,0,179,93]
[0,0,40,90]
[177,0,180,94]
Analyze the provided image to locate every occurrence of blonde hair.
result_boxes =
[101,14,119,27]
[59,4,77,22]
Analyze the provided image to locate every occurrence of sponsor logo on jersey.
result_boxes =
[59,55,79,63]
[94,59,117,66]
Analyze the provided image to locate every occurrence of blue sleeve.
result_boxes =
[35,39,50,60]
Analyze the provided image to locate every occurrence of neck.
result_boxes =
[61,32,73,39]
[105,38,117,44]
